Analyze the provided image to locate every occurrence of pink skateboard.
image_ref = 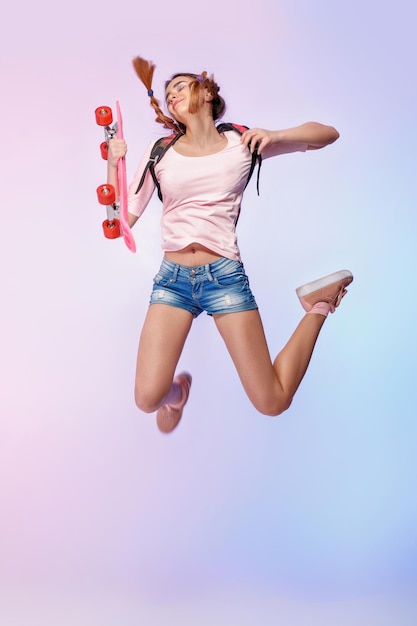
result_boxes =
[95,102,136,253]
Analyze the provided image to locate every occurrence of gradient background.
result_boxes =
[1,0,416,624]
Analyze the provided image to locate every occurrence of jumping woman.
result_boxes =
[106,57,353,433]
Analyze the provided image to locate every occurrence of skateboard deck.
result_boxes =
[95,103,136,253]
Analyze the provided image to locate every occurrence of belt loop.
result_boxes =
[171,264,179,282]
[205,263,214,282]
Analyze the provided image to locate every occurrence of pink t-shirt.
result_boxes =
[128,130,308,261]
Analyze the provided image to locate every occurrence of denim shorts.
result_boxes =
[150,257,258,317]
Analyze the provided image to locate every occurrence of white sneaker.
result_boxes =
[296,270,353,313]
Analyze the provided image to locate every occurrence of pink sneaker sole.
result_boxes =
[156,372,192,434]
[296,270,353,313]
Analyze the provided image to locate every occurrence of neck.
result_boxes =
[182,114,220,148]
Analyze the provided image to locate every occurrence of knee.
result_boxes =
[134,374,174,413]
[256,394,293,417]
[134,386,162,414]
[134,394,155,414]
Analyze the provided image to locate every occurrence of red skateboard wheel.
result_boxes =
[95,106,113,126]
[97,184,116,205]
[100,141,108,160]
[102,219,121,239]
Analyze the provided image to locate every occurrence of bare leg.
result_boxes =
[214,309,325,416]
[272,313,325,400]
[134,304,194,413]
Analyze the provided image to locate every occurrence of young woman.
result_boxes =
[107,57,353,433]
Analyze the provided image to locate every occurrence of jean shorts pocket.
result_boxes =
[215,269,248,288]
[153,273,172,287]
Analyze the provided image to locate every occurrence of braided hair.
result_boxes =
[132,57,178,131]
[132,56,226,133]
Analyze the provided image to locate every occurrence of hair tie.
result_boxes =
[147,89,154,97]
[196,75,204,83]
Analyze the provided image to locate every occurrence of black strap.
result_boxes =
[135,132,184,199]
[216,123,262,195]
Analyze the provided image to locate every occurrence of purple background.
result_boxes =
[1,0,416,623]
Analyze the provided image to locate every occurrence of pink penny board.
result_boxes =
[115,101,136,253]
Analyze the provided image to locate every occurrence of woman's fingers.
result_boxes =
[241,128,272,154]
[108,138,128,166]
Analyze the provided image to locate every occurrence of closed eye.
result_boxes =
[166,81,187,102]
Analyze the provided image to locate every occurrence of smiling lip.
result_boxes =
[173,98,184,109]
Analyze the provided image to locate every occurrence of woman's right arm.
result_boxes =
[107,138,126,199]
[107,138,155,228]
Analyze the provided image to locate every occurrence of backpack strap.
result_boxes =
[134,132,184,200]
[216,123,263,195]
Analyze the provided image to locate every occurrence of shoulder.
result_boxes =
[217,122,249,132]
[221,128,246,148]
[150,133,180,153]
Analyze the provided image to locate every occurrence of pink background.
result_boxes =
[1,0,416,623]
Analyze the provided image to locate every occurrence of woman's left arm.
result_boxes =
[241,122,340,156]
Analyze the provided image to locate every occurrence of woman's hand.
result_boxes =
[107,138,128,168]
[106,138,128,193]
[241,128,276,155]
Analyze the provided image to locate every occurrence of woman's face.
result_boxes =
[165,76,194,121]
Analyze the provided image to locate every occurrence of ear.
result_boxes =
[204,88,214,102]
